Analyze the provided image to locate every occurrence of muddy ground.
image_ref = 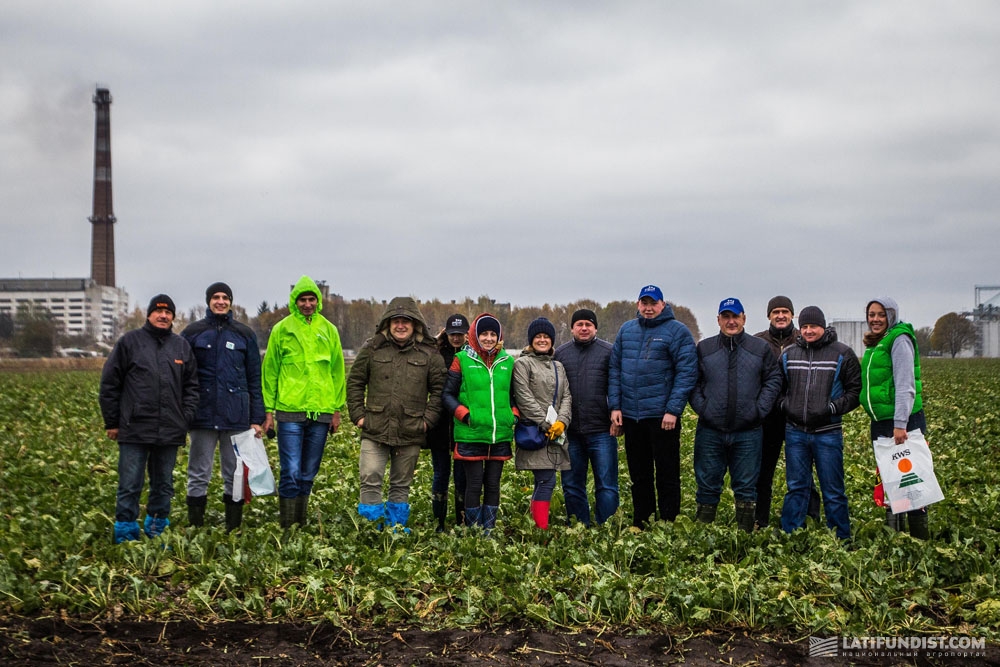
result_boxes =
[1,617,996,666]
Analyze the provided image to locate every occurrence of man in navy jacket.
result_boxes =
[609,285,698,528]
[690,298,781,532]
[181,282,265,531]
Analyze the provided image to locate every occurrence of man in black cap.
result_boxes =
[554,308,621,526]
[753,295,820,528]
[180,282,265,531]
[100,294,199,543]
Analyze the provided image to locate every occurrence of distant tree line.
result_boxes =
[1,300,984,359]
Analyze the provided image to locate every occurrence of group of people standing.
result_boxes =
[98,277,930,543]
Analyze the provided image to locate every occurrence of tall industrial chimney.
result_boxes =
[89,87,116,287]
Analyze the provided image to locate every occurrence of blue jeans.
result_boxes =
[561,431,620,526]
[693,424,761,505]
[781,426,851,539]
[116,444,179,522]
[277,420,329,498]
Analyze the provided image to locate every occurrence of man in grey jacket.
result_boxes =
[690,298,781,532]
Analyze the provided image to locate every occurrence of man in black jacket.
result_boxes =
[753,295,821,528]
[778,306,861,541]
[181,282,265,531]
[690,298,781,532]
[554,309,621,526]
[100,294,199,544]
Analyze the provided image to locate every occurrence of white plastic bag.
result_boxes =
[231,429,276,501]
[872,429,944,513]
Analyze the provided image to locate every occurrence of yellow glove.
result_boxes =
[547,421,566,439]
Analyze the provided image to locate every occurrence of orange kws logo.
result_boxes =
[174,359,183,364]
[897,458,912,473]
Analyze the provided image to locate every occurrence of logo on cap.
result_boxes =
[718,298,744,315]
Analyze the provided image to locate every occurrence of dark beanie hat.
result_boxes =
[798,306,826,328]
[147,294,176,317]
[476,315,501,338]
[205,282,233,305]
[571,308,598,327]
[767,295,794,316]
[527,317,556,344]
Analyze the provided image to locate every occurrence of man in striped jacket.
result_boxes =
[778,306,861,540]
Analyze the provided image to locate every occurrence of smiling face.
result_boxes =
[477,330,498,352]
[867,302,888,336]
[768,307,793,329]
[389,316,414,343]
[209,292,232,315]
[296,293,318,318]
[147,307,174,330]
[800,323,825,343]
[531,333,552,354]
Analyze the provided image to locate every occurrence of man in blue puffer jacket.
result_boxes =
[609,285,698,528]
[181,282,265,531]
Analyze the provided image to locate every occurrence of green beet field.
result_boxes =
[1,359,998,644]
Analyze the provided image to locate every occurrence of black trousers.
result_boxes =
[622,417,681,527]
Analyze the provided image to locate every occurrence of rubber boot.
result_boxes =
[908,510,929,540]
[696,503,717,524]
[735,501,757,533]
[454,491,466,527]
[113,520,140,544]
[143,515,170,538]
[223,494,243,532]
[806,485,822,522]
[187,495,207,527]
[432,493,447,533]
[358,502,386,529]
[464,505,482,528]
[530,500,551,530]
[885,508,907,532]
[295,495,308,526]
[481,504,499,536]
[386,501,412,534]
[279,497,297,529]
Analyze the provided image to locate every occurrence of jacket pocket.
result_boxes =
[403,406,426,439]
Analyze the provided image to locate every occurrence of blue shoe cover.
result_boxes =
[143,515,170,538]
[358,503,386,529]
[114,521,140,544]
[385,502,411,534]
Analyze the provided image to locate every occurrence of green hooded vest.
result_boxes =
[452,348,516,444]
[861,323,922,421]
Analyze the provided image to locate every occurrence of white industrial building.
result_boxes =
[0,278,128,342]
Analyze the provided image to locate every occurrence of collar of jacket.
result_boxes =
[796,327,836,349]
[637,309,673,328]
[769,323,794,341]
[206,310,234,325]
[142,320,173,339]
[720,330,746,350]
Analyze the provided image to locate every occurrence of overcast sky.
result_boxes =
[3,1,999,335]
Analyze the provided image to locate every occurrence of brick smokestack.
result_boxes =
[89,87,116,287]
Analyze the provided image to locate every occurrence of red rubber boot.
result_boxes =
[530,500,551,530]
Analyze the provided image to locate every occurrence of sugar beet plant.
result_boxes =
[1,361,998,639]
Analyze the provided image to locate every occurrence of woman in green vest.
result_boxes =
[860,297,929,539]
[442,314,517,533]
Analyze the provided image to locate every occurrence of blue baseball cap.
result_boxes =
[638,285,664,302]
[718,297,744,315]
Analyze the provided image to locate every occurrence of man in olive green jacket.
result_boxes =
[347,296,447,531]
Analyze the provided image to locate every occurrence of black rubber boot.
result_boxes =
[908,510,929,540]
[295,495,308,526]
[454,491,465,527]
[735,501,757,533]
[186,495,207,527]
[279,497,297,529]
[885,508,907,532]
[432,493,447,533]
[696,503,717,524]
[223,494,243,532]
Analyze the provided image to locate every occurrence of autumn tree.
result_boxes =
[914,326,933,356]
[931,312,977,358]
[12,304,58,357]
